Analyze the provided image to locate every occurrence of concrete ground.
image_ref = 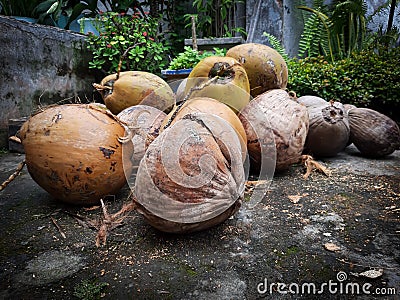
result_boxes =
[0,145,399,299]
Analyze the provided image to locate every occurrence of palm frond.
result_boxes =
[262,32,289,61]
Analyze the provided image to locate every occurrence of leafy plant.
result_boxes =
[32,0,67,26]
[167,46,226,70]
[66,0,145,29]
[287,46,400,121]
[262,32,289,62]
[184,0,246,38]
[0,0,41,17]
[297,0,368,61]
[73,279,108,300]
[85,11,171,75]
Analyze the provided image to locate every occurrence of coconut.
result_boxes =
[93,71,175,115]
[117,104,166,160]
[239,89,309,172]
[134,112,245,233]
[19,104,132,205]
[184,56,251,112]
[161,97,247,161]
[297,95,328,108]
[226,43,288,98]
[348,108,400,157]
[303,101,350,157]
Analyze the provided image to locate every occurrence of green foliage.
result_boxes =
[85,12,171,75]
[167,46,226,70]
[73,279,108,300]
[287,46,400,120]
[184,0,246,38]
[262,32,289,62]
[298,0,368,61]
[0,0,41,17]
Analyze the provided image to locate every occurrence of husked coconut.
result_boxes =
[348,108,400,157]
[19,104,133,205]
[134,113,245,233]
[303,101,350,157]
[161,97,247,161]
[239,89,309,172]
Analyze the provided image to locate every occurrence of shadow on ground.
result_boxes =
[0,145,399,299]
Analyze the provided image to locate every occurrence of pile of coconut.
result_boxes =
[4,43,399,239]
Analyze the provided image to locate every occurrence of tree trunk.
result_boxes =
[386,0,396,34]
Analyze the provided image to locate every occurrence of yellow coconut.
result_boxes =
[226,43,288,98]
[94,71,175,115]
[183,56,251,113]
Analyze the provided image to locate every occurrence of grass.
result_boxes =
[73,279,108,300]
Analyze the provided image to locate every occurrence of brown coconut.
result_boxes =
[226,43,288,98]
[94,71,175,115]
[161,97,247,161]
[348,108,400,157]
[304,101,350,157]
[134,113,245,233]
[19,103,132,205]
[239,89,309,172]
[297,95,328,108]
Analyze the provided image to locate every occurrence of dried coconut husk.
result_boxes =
[19,103,133,205]
[348,107,400,157]
[297,95,328,108]
[303,101,350,157]
[117,105,166,162]
[239,89,309,172]
[134,112,245,233]
[161,97,247,162]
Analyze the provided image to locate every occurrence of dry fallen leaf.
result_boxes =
[288,193,309,203]
[324,242,341,252]
[358,269,383,279]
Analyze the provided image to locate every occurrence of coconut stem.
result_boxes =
[116,42,146,80]
[0,159,26,191]
[163,76,220,130]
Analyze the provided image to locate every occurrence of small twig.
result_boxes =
[301,155,331,179]
[0,159,26,192]
[116,42,146,80]
[163,76,220,130]
[51,216,66,239]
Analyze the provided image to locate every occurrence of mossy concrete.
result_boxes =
[0,145,399,299]
[0,16,101,149]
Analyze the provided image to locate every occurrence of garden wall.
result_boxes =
[0,16,99,150]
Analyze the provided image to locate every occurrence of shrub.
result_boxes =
[85,12,171,75]
[167,46,226,70]
[287,47,400,121]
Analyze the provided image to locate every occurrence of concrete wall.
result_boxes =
[0,16,100,149]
